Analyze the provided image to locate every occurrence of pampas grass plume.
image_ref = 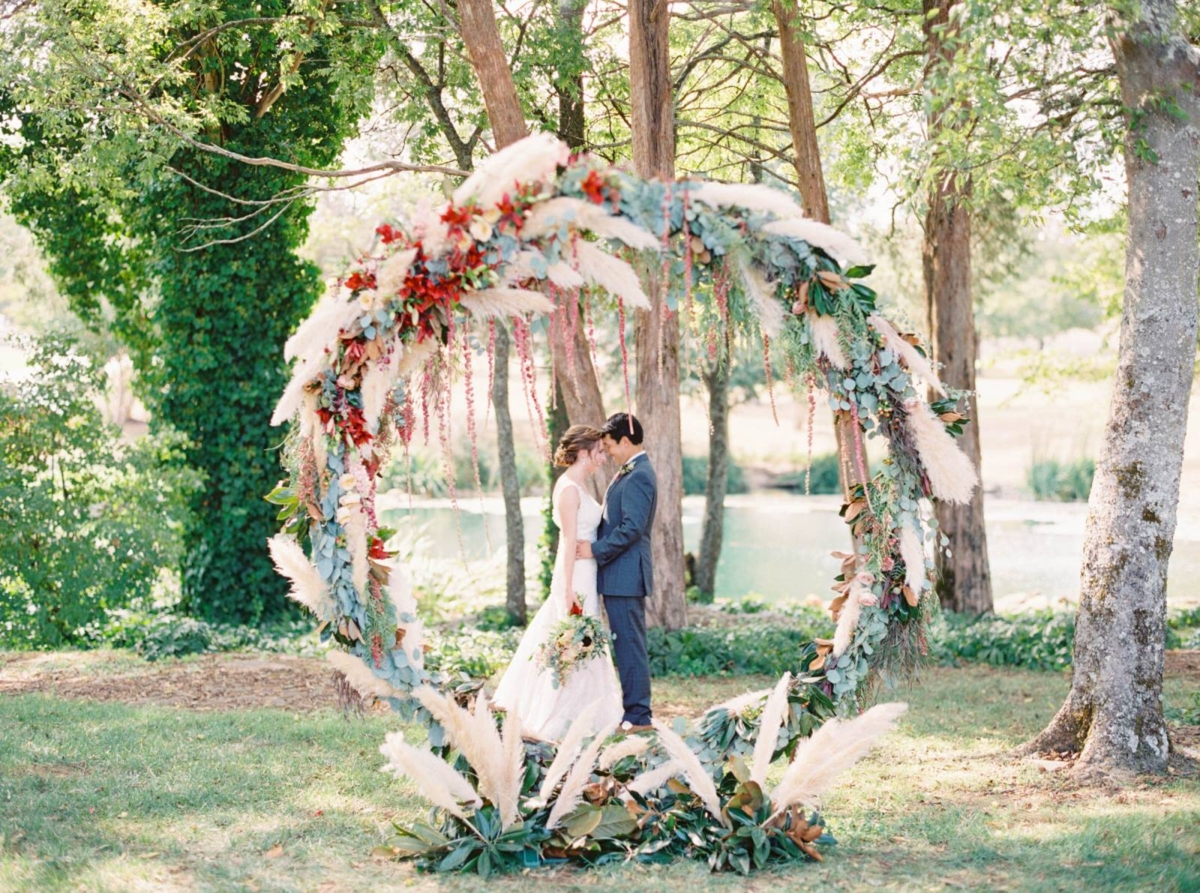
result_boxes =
[904,401,979,504]
[770,703,907,815]
[376,248,416,297]
[750,672,792,787]
[268,534,331,619]
[899,522,927,595]
[460,287,556,320]
[690,181,804,221]
[327,650,401,701]
[598,734,651,771]
[807,312,848,369]
[652,720,728,827]
[572,240,651,310]
[538,702,600,799]
[623,760,683,800]
[868,314,946,396]
[545,720,618,829]
[762,218,868,267]
[738,259,785,338]
[380,732,481,821]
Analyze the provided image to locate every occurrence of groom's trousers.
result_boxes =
[603,595,652,725]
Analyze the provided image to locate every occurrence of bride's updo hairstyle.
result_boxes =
[554,425,604,467]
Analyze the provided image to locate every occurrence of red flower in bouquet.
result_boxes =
[344,271,375,292]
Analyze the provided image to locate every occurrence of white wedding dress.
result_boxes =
[492,475,623,740]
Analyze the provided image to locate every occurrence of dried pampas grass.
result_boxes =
[770,703,907,815]
[750,672,792,787]
[623,760,683,800]
[272,358,321,427]
[344,507,369,596]
[397,339,437,378]
[598,734,651,771]
[500,249,543,285]
[904,401,978,504]
[460,287,556,320]
[546,261,585,289]
[284,286,359,364]
[832,578,868,658]
[380,732,481,821]
[868,314,945,397]
[711,688,771,716]
[525,197,659,251]
[538,702,600,799]
[377,248,417,297]
[327,650,402,701]
[899,522,927,595]
[762,218,868,267]
[737,259,786,338]
[545,720,619,830]
[807,312,848,369]
[268,534,331,619]
[572,240,651,310]
[652,720,728,827]
[690,181,804,221]
[360,357,402,434]
[453,132,569,209]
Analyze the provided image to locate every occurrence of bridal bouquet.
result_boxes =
[536,614,611,688]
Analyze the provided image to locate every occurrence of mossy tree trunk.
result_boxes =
[695,340,731,599]
[1017,0,1199,775]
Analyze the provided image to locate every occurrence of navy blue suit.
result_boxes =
[593,453,656,725]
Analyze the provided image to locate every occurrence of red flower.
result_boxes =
[342,407,373,446]
[376,223,400,244]
[369,537,391,560]
[344,271,376,292]
[441,204,472,228]
[581,169,607,204]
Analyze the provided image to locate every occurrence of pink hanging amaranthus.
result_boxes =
[617,297,632,417]
[763,333,778,426]
[805,374,816,496]
[511,316,550,462]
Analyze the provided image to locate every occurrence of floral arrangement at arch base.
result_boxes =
[266,133,979,873]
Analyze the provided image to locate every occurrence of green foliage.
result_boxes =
[647,620,833,678]
[379,444,545,498]
[0,334,202,648]
[682,455,748,497]
[929,610,1075,673]
[776,452,843,495]
[1,3,382,625]
[1027,458,1096,502]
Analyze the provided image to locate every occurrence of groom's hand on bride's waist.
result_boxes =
[575,541,593,559]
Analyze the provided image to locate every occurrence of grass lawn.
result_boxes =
[1,658,1197,892]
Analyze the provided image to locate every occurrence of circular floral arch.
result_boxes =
[267,133,977,874]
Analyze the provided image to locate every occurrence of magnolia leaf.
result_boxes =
[564,804,604,840]
[589,804,640,841]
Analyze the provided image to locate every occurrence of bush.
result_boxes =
[0,335,203,649]
[929,610,1075,672]
[1028,458,1096,502]
[776,452,842,495]
[681,454,749,497]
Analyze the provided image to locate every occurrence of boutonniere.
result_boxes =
[616,460,635,477]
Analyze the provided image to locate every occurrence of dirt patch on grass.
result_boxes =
[1165,649,1200,682]
[0,653,339,712]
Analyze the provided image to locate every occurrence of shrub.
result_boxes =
[0,335,203,648]
[1028,458,1096,502]
[682,455,749,497]
[929,610,1075,672]
[775,452,842,495]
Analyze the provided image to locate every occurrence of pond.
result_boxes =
[379,492,1200,609]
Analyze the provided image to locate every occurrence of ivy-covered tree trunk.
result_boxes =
[922,0,992,616]
[492,324,527,625]
[156,152,329,622]
[1017,0,1199,775]
[695,343,731,599]
[630,0,687,630]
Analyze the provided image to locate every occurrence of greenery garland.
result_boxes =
[268,133,977,873]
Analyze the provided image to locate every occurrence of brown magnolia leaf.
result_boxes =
[939,412,965,423]
[690,235,705,253]
[814,638,834,649]
[347,619,362,641]
[394,627,407,647]
[583,782,608,804]
[809,653,827,671]
[899,331,921,346]
[666,778,691,796]
[816,270,847,291]
[829,593,849,618]
[698,249,713,264]
[264,844,285,859]
[843,501,866,522]
[902,584,919,607]
[830,551,855,561]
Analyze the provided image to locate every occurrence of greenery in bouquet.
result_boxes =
[535,614,611,688]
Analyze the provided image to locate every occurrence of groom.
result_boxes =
[576,412,656,731]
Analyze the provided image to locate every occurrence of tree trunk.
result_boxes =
[540,378,571,602]
[492,324,527,625]
[696,344,731,599]
[1018,0,1199,775]
[773,0,867,517]
[773,0,830,223]
[457,0,528,148]
[922,0,992,615]
[629,0,686,630]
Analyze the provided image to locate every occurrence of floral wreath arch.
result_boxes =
[268,133,978,873]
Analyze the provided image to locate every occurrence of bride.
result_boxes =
[493,425,623,740]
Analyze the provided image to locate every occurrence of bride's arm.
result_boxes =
[558,485,582,613]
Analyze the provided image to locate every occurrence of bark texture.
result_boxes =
[695,346,731,598]
[1018,0,1200,775]
[773,0,830,222]
[457,0,528,147]
[922,0,992,615]
[629,0,686,629]
[492,324,526,625]
[773,0,868,520]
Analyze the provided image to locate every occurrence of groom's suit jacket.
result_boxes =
[593,454,657,597]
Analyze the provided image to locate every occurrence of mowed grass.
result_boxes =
[1,664,1197,893]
